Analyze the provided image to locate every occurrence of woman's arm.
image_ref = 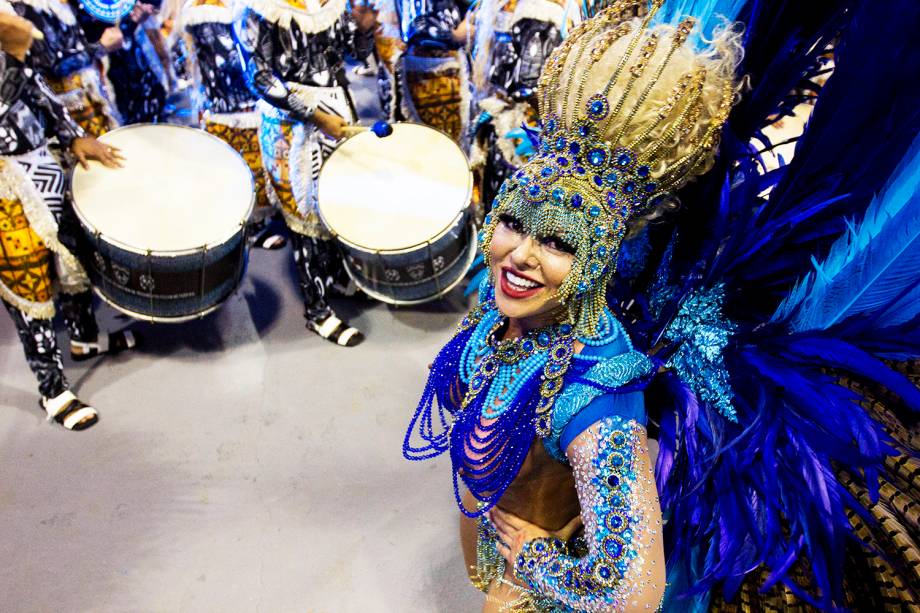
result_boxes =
[514,415,666,611]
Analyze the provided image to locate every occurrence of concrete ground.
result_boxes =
[0,64,483,612]
[0,244,483,613]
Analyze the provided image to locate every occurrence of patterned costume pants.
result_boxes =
[288,233,352,323]
[3,289,97,398]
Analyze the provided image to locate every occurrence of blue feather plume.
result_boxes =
[649,0,749,42]
[771,132,920,332]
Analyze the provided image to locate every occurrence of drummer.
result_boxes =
[0,12,136,430]
[237,0,377,347]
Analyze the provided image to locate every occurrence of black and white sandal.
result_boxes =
[70,330,138,362]
[308,314,364,347]
[40,390,99,431]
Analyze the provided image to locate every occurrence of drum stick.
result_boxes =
[341,120,393,138]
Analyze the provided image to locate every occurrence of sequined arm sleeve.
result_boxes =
[406,0,463,48]
[514,416,666,612]
[239,12,314,122]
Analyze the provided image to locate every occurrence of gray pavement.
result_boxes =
[0,62,482,613]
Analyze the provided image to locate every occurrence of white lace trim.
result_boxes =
[511,0,565,28]
[16,0,76,24]
[180,0,234,27]
[243,0,346,34]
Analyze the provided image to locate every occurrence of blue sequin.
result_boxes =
[571,194,583,208]
[588,149,606,166]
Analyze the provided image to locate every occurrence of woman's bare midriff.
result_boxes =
[459,438,580,581]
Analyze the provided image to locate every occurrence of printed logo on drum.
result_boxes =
[139,274,156,292]
[432,256,446,272]
[93,252,107,272]
[385,269,401,282]
[407,264,426,281]
[112,263,131,287]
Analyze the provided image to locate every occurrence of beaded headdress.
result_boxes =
[480,0,738,335]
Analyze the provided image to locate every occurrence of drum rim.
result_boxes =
[317,121,473,255]
[343,224,478,305]
[90,286,230,323]
[69,123,256,256]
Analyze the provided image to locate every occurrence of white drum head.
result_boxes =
[318,123,472,252]
[71,125,254,253]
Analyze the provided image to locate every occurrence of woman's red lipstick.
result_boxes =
[499,266,544,299]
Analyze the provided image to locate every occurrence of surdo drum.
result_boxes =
[317,122,475,305]
[71,124,254,322]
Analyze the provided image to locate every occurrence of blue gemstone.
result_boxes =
[547,119,557,131]
[624,181,636,194]
[636,165,650,177]
[560,323,572,334]
[593,175,603,187]
[519,175,530,185]
[538,332,551,345]
[570,194,583,208]
[578,125,590,137]
[591,262,601,275]
[589,205,601,217]
[529,185,541,197]
[556,157,569,167]
[607,474,620,487]
[578,280,589,292]
[522,340,534,352]
[645,182,657,192]
[606,192,616,206]
[599,567,611,579]
[588,149,606,166]
[484,215,492,225]
[569,142,581,154]
[555,137,566,151]
[541,166,554,177]
[605,171,618,184]
[594,226,606,237]
[597,245,607,257]
[617,152,632,166]
[552,187,565,202]
[620,205,629,215]
[575,166,587,175]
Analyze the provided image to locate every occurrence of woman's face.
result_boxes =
[489,213,576,330]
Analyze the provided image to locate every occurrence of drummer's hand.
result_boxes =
[99,26,124,52]
[313,109,347,141]
[451,14,474,46]
[71,137,124,169]
[0,14,38,61]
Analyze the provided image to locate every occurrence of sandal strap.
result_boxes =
[61,405,97,430]
[336,327,360,346]
[316,315,344,339]
[43,390,78,420]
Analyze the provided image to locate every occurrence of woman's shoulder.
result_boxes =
[543,311,653,461]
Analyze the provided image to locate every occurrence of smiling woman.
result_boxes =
[403,0,740,610]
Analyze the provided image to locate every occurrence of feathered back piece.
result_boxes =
[479,0,739,336]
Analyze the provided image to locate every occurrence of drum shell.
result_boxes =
[339,209,474,304]
[82,230,247,321]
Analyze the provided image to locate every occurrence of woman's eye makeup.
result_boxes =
[539,235,576,255]
[498,213,525,234]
